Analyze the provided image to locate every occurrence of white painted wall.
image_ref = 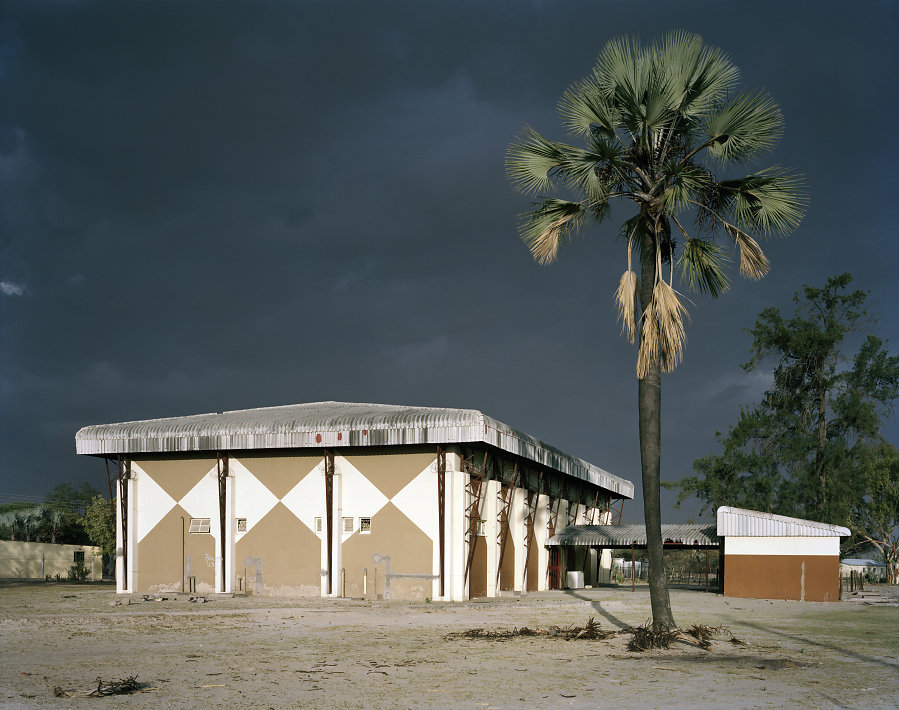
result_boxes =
[725,536,839,556]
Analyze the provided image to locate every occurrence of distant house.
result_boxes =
[840,558,887,582]
[0,540,102,580]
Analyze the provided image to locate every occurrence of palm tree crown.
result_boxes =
[507,32,805,376]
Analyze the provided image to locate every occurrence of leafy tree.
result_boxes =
[44,482,101,518]
[506,32,804,627]
[668,274,899,526]
[849,441,899,584]
[80,495,116,562]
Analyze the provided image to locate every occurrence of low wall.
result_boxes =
[0,541,103,580]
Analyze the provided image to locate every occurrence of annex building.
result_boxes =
[75,402,633,601]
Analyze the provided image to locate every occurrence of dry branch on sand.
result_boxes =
[446,617,749,654]
[53,676,145,698]
[445,617,614,641]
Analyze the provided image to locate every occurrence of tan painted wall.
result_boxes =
[137,456,217,502]
[0,541,102,580]
[724,554,839,602]
[133,457,218,594]
[236,502,321,596]
[342,502,433,600]
[137,505,215,594]
[341,450,436,499]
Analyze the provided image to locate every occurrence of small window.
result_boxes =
[343,517,354,533]
[314,517,323,534]
[476,519,486,537]
[360,517,371,533]
[189,518,211,534]
[74,551,85,564]
[236,518,247,533]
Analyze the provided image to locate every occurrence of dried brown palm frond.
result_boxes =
[636,297,659,380]
[724,223,770,280]
[626,621,680,652]
[653,280,690,372]
[615,269,640,343]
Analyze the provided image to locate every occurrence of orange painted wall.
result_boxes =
[724,554,839,602]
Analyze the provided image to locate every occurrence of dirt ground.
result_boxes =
[1,582,897,709]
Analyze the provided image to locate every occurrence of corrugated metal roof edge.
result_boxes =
[717,506,851,537]
[74,402,635,499]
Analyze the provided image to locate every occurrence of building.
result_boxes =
[839,558,887,583]
[75,402,633,600]
[718,506,849,602]
[547,507,849,602]
[0,541,103,581]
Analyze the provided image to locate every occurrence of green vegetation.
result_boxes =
[506,31,804,628]
[666,274,899,580]
[81,495,116,560]
[0,482,108,549]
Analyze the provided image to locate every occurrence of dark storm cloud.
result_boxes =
[1,0,897,520]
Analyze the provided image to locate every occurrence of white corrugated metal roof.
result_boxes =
[75,401,634,498]
[546,523,719,548]
[716,506,850,537]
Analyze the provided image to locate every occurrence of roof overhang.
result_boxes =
[546,523,720,549]
[75,401,634,499]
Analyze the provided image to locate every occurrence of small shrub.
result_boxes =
[68,561,89,583]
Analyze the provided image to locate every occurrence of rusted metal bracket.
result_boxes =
[566,482,582,528]
[116,456,130,590]
[437,446,446,597]
[522,470,543,589]
[216,452,229,592]
[587,490,600,524]
[324,449,335,595]
[104,457,116,516]
[495,462,518,587]
[463,450,489,586]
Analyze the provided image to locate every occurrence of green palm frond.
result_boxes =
[722,169,807,235]
[518,199,585,264]
[556,146,614,201]
[658,32,738,118]
[660,162,714,213]
[677,237,730,297]
[506,127,564,195]
[559,78,620,138]
[705,90,783,164]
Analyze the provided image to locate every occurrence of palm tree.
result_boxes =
[507,32,804,627]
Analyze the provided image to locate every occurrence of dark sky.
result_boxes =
[1,0,897,523]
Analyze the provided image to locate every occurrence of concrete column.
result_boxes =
[215,471,236,594]
[320,461,329,596]
[126,473,136,593]
[226,473,235,593]
[511,487,526,592]
[332,465,343,598]
[535,494,549,591]
[448,469,467,601]
[484,480,500,597]
[115,476,124,593]
[599,548,613,584]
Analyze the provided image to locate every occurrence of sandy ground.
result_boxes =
[1,582,897,710]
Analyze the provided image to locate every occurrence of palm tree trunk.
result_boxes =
[638,230,675,629]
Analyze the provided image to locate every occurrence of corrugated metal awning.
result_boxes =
[546,523,720,548]
[75,401,634,498]
[717,506,850,537]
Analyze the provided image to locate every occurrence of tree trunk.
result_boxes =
[638,230,675,629]
[815,373,827,518]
